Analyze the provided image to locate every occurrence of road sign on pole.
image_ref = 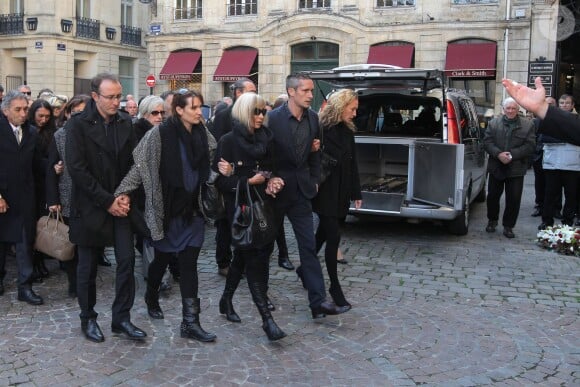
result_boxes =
[146,74,156,88]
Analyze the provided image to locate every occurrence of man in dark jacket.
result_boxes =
[211,78,257,276]
[0,91,44,304]
[66,73,146,343]
[267,73,349,319]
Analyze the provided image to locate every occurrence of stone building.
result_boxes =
[146,0,577,114]
[0,0,149,98]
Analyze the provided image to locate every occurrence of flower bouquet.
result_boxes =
[537,224,580,256]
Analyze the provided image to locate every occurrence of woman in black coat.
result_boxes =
[214,92,286,341]
[312,89,362,309]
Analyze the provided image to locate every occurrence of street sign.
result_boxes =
[146,74,156,88]
[528,75,552,85]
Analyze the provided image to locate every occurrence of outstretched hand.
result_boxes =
[502,77,548,119]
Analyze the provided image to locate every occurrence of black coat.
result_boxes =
[539,105,580,146]
[0,117,42,243]
[312,123,362,218]
[65,99,136,246]
[267,103,321,201]
[211,104,233,142]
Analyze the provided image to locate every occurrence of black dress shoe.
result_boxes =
[531,207,542,217]
[17,288,44,305]
[82,319,104,343]
[311,300,350,319]
[538,222,552,231]
[278,256,294,271]
[111,321,147,340]
[98,255,112,267]
[337,258,349,265]
[485,220,497,233]
[503,227,515,239]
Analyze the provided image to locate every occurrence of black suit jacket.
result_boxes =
[267,103,321,201]
[0,117,41,243]
[65,99,136,246]
[211,105,233,142]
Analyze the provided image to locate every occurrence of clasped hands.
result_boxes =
[108,194,131,217]
[497,151,512,165]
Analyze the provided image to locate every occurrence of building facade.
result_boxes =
[146,0,572,115]
[0,0,149,99]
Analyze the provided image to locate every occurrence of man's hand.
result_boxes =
[266,177,285,197]
[0,197,8,214]
[54,160,64,175]
[248,173,266,186]
[311,139,321,152]
[498,151,512,165]
[108,195,130,217]
[502,77,548,119]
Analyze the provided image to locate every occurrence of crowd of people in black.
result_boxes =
[0,72,362,343]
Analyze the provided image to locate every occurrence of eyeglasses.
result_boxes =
[24,91,32,96]
[150,110,165,116]
[254,108,268,116]
[98,93,123,101]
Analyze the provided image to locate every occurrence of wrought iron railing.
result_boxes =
[0,13,24,35]
[121,25,142,47]
[76,17,100,40]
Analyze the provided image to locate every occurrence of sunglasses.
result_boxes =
[254,108,268,116]
[150,110,165,116]
[23,91,32,96]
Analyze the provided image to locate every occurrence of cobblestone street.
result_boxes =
[0,171,578,386]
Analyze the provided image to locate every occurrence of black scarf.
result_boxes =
[159,116,209,226]
[231,119,272,161]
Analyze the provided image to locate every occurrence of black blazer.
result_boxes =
[267,103,321,201]
[0,117,42,243]
[211,104,233,142]
[65,99,136,246]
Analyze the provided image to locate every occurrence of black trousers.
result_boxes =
[0,225,34,290]
[275,223,288,258]
[315,214,341,290]
[275,194,326,309]
[486,174,524,228]
[533,159,545,209]
[214,218,232,269]
[542,169,579,225]
[77,217,135,324]
[148,246,200,299]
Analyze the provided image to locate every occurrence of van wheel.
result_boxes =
[448,194,469,236]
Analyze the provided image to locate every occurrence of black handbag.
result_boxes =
[198,170,226,220]
[231,179,277,249]
[319,127,337,184]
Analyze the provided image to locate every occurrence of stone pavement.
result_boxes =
[0,171,578,386]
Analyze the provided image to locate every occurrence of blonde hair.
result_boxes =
[319,89,358,131]
[231,92,268,130]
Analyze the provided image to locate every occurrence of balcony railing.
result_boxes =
[121,25,142,47]
[0,13,24,35]
[76,17,100,40]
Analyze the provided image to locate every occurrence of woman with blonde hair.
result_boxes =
[214,92,286,340]
[312,88,362,309]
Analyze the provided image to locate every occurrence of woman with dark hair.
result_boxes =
[214,92,286,341]
[28,98,58,280]
[46,95,90,297]
[312,88,362,309]
[115,90,216,342]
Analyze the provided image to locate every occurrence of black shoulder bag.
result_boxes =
[319,126,338,184]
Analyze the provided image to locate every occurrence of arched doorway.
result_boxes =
[290,41,339,111]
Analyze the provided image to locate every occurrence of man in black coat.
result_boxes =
[211,78,256,276]
[66,73,146,343]
[0,91,44,304]
[267,73,349,319]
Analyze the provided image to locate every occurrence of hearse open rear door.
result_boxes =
[409,141,464,211]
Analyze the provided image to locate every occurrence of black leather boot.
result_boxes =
[181,298,216,342]
[219,265,242,323]
[249,282,286,341]
[145,283,164,319]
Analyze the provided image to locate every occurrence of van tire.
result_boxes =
[447,193,469,236]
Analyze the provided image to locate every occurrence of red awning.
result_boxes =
[445,43,497,78]
[213,49,258,82]
[159,51,201,80]
[367,45,414,68]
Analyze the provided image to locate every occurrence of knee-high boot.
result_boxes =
[181,298,216,342]
[219,264,242,323]
[249,282,286,341]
